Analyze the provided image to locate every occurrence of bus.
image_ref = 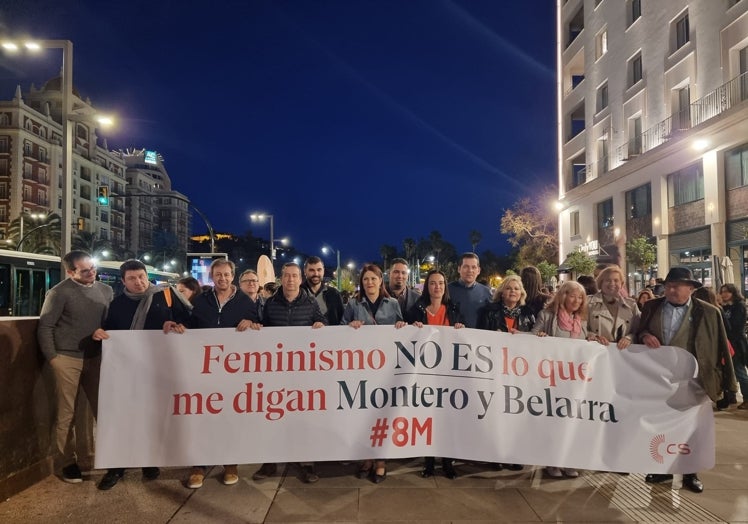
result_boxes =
[0,249,179,316]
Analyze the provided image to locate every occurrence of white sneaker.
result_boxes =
[545,467,563,478]
[562,468,579,478]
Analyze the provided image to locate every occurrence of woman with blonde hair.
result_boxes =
[532,280,590,341]
[587,265,640,349]
[477,273,534,471]
[478,274,535,333]
[532,280,598,479]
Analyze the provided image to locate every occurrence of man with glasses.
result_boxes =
[238,269,263,318]
[38,250,113,484]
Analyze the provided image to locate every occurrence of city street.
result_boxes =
[1,409,746,523]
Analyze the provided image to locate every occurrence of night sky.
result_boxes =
[0,0,557,265]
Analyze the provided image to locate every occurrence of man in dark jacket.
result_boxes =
[387,258,421,315]
[636,267,737,494]
[301,256,343,325]
[251,262,325,482]
[92,259,190,490]
[185,258,258,489]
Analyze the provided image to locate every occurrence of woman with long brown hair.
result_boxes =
[343,263,404,483]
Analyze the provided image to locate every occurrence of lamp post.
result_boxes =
[250,213,275,260]
[17,212,45,248]
[17,223,54,251]
[2,39,73,257]
[321,245,341,289]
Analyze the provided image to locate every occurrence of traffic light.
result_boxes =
[97,185,110,206]
[77,218,85,230]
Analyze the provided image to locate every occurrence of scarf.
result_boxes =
[557,308,582,338]
[125,284,163,330]
[501,303,522,319]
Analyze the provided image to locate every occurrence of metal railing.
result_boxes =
[617,71,748,162]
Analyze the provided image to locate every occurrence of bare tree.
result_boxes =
[500,187,559,269]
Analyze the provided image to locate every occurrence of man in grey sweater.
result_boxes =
[38,251,113,483]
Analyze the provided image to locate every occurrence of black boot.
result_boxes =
[421,457,435,478]
[98,468,124,490]
[442,458,457,479]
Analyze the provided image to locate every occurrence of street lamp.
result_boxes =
[2,39,74,257]
[17,212,45,248]
[17,223,54,251]
[250,213,275,260]
[321,245,341,289]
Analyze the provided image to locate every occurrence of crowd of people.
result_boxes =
[37,250,744,494]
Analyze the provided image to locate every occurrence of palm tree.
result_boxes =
[379,244,397,270]
[72,231,113,259]
[7,211,62,255]
[428,230,444,268]
[469,230,482,253]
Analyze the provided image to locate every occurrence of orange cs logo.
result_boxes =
[650,434,691,464]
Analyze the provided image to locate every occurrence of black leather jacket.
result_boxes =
[477,302,536,332]
[406,298,464,326]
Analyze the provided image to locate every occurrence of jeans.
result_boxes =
[733,353,748,400]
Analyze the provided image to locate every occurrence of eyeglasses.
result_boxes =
[240,279,259,284]
[75,266,97,275]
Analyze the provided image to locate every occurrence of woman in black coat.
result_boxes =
[719,284,748,409]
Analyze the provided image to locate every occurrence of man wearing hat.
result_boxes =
[636,267,737,493]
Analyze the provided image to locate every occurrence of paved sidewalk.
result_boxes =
[1,410,746,523]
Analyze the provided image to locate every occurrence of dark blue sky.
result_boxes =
[0,0,556,264]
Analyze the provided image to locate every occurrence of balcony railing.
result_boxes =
[617,71,748,162]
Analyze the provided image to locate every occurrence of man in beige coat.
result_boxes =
[636,267,737,493]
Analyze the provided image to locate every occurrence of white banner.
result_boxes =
[96,325,714,473]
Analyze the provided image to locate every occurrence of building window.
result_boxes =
[740,46,748,102]
[598,133,609,175]
[567,5,584,47]
[674,12,690,51]
[596,83,609,112]
[668,162,704,206]
[595,29,608,60]
[570,152,587,189]
[674,85,691,130]
[568,102,585,141]
[597,199,614,229]
[630,0,641,24]
[628,116,642,156]
[726,143,748,189]
[626,183,651,219]
[570,211,580,237]
[629,53,643,87]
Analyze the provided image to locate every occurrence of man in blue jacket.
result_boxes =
[447,253,492,329]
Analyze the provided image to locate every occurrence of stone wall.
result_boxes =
[0,318,94,500]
